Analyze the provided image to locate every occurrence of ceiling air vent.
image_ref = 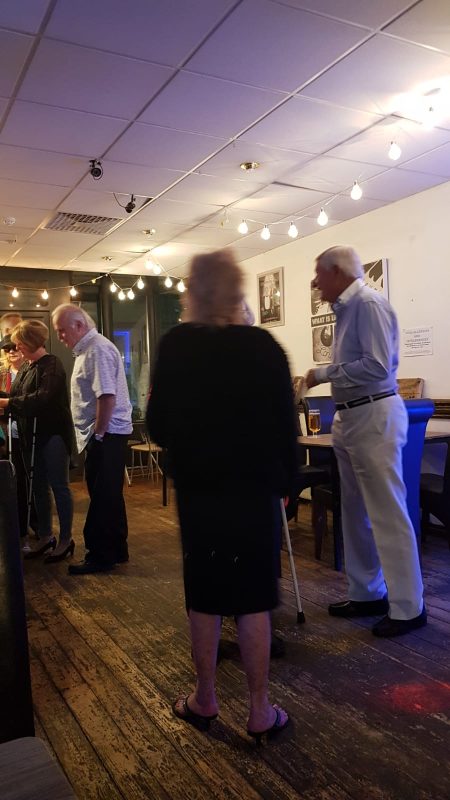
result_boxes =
[44,212,121,235]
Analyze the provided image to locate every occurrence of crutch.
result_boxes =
[280,498,305,624]
[25,416,37,536]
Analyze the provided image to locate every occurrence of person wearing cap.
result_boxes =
[304,245,425,638]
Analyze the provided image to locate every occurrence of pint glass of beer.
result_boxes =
[308,409,321,436]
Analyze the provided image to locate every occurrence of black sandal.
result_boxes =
[172,695,218,731]
[247,705,289,746]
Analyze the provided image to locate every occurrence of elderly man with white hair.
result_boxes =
[52,304,132,574]
[304,245,425,638]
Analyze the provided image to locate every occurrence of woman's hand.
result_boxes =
[0,398,9,409]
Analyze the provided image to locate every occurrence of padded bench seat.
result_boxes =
[0,737,76,800]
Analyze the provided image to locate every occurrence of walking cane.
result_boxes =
[280,498,305,624]
[25,416,37,535]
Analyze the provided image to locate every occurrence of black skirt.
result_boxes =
[176,487,281,616]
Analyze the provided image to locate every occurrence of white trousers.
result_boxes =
[332,394,423,620]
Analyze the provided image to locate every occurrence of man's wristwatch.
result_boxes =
[94,433,104,442]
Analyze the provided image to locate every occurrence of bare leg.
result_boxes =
[237,611,288,732]
[174,610,221,718]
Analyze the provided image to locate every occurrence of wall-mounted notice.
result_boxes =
[402,326,433,357]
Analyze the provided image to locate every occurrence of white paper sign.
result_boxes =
[402,326,433,357]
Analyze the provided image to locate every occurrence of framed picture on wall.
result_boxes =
[257,267,284,327]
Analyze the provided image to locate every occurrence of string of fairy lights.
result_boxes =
[1,257,186,308]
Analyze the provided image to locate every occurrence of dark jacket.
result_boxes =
[147,323,298,494]
[7,354,73,454]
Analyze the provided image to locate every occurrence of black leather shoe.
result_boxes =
[116,554,129,563]
[68,559,115,575]
[23,536,56,559]
[372,607,427,638]
[329,597,389,618]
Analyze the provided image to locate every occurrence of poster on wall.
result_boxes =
[311,258,388,363]
[257,267,284,327]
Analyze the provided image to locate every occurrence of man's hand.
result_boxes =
[304,369,319,389]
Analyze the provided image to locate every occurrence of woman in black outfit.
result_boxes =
[0,319,74,561]
[147,249,298,743]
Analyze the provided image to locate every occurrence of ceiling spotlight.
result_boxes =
[238,220,249,234]
[2,216,16,226]
[317,208,328,226]
[102,255,113,262]
[423,105,437,130]
[127,288,135,300]
[388,141,401,161]
[177,279,186,293]
[110,282,117,293]
[261,225,271,240]
[125,194,136,214]
[11,287,19,298]
[350,181,363,200]
[137,277,145,290]
[288,222,298,238]
[240,161,260,171]
[89,159,103,180]
[69,286,78,297]
[118,289,126,301]
[142,228,156,237]
[41,289,49,300]
[164,276,173,288]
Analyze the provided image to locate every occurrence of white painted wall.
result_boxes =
[241,180,450,403]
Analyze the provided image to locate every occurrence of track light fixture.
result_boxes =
[89,159,103,180]
[125,194,136,214]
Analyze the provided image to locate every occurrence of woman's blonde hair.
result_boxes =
[11,319,49,352]
[185,249,244,326]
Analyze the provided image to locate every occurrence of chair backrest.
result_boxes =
[398,378,424,400]
[403,399,435,537]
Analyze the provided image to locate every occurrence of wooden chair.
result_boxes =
[397,378,424,400]
[126,425,162,486]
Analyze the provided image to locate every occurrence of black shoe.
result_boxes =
[116,554,129,564]
[372,607,427,638]
[68,559,115,575]
[23,536,56,559]
[270,634,286,659]
[329,597,389,618]
[44,540,75,563]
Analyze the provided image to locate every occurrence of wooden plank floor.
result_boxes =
[24,478,450,800]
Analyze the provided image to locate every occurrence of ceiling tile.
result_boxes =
[0,101,129,156]
[78,161,185,197]
[234,183,330,215]
[165,173,265,206]
[8,248,77,269]
[0,178,69,209]
[328,116,450,166]
[284,155,384,193]
[27,229,100,253]
[173,226,242,247]
[274,1,414,29]
[139,72,286,137]
[200,208,287,229]
[302,34,450,115]
[0,30,33,97]
[0,205,51,229]
[200,141,314,183]
[385,0,450,54]
[241,96,381,153]
[187,0,369,92]
[46,0,237,66]
[398,141,450,177]
[0,0,51,34]
[18,40,174,118]
[324,193,387,220]
[0,98,8,119]
[0,144,86,185]
[360,168,447,201]
[136,198,222,227]
[107,123,227,170]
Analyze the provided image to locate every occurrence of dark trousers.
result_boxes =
[33,435,73,542]
[11,437,39,538]
[83,433,129,564]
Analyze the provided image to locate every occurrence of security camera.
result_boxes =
[89,159,103,180]
[125,194,136,214]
